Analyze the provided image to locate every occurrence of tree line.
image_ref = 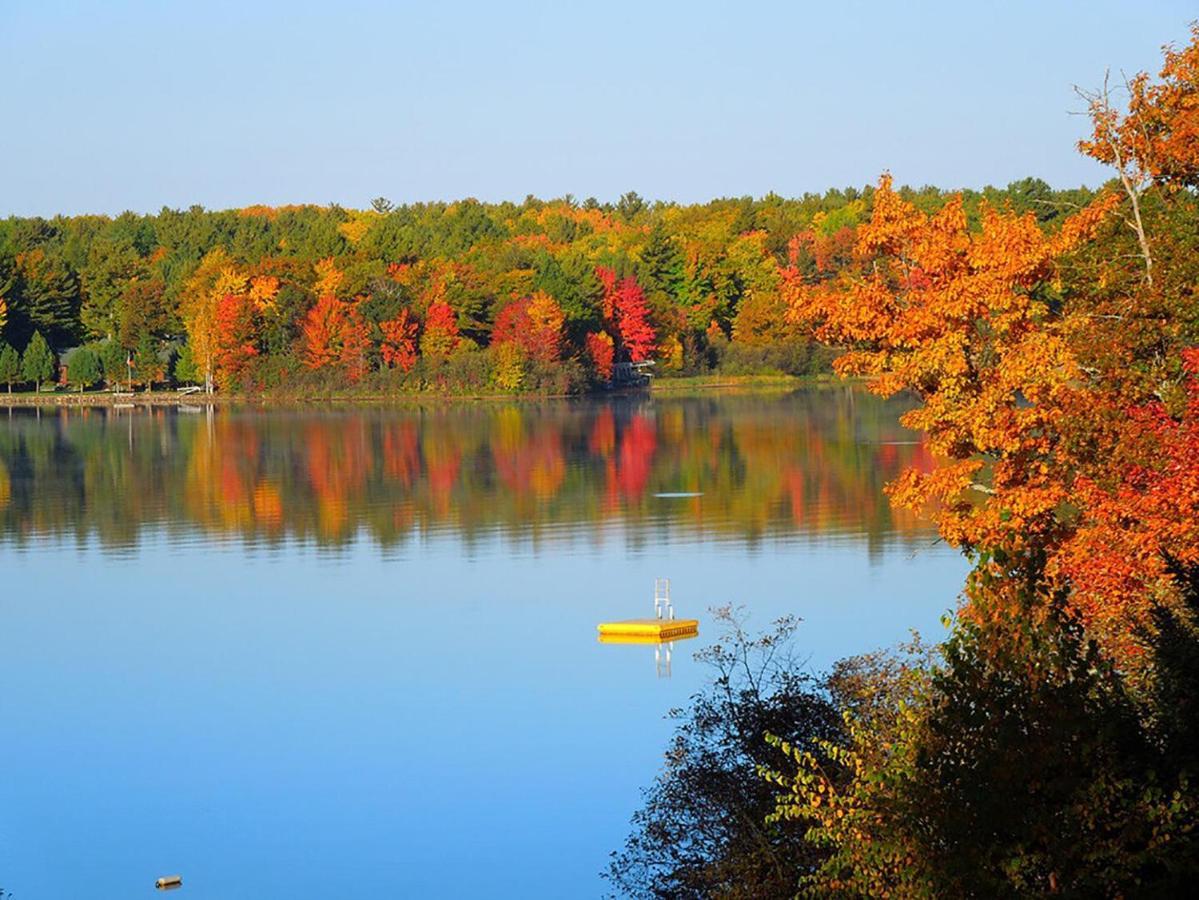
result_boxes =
[0,177,1094,396]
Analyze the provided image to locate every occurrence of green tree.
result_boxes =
[0,341,20,392]
[67,346,101,392]
[132,331,160,390]
[639,223,686,303]
[12,249,80,346]
[617,190,646,222]
[173,342,199,385]
[21,331,55,392]
[99,339,127,391]
[80,237,146,339]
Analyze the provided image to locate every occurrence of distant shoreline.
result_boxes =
[0,374,843,408]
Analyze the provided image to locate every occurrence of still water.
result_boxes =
[0,387,966,898]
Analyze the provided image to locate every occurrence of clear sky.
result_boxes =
[2,0,1194,215]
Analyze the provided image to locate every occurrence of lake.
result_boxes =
[0,387,966,898]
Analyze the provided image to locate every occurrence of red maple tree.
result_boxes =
[213,292,258,387]
[380,307,419,372]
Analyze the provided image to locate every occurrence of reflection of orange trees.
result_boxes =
[305,420,372,539]
[252,481,283,531]
[494,416,565,502]
[0,391,936,551]
[381,421,421,487]
[589,407,615,458]
[420,419,464,516]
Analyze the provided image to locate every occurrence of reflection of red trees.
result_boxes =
[787,467,806,526]
[253,481,283,529]
[382,422,421,487]
[616,414,657,498]
[495,426,565,500]
[589,407,615,458]
[32,395,941,549]
[423,429,462,515]
[304,422,372,537]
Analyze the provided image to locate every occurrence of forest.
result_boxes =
[0,172,1094,396]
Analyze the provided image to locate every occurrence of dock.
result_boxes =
[597,578,698,642]
[597,618,700,641]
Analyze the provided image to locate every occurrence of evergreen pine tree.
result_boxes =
[0,342,20,392]
[640,224,686,302]
[21,331,55,392]
[68,347,101,392]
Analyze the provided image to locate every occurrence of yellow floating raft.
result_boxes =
[597,618,700,642]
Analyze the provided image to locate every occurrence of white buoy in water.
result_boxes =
[155,874,183,890]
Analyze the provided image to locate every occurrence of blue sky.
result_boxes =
[1,0,1194,215]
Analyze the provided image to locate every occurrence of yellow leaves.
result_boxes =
[492,342,525,393]
[248,275,280,310]
[856,174,924,256]
[1050,192,1120,255]
[0,297,7,335]
[213,267,247,299]
[658,334,684,371]
[525,290,565,341]
[337,213,374,246]
[313,257,344,298]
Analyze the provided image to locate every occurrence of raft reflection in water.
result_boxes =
[598,632,699,678]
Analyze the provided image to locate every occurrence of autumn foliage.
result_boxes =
[584,331,615,380]
[492,290,566,363]
[379,308,419,372]
[1079,23,1199,191]
[213,292,259,387]
[419,301,460,358]
[780,30,1199,664]
[301,294,370,382]
[597,266,657,363]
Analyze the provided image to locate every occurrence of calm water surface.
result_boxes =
[0,387,966,898]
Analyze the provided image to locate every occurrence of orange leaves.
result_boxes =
[1048,192,1122,256]
[301,259,370,381]
[301,295,345,370]
[301,294,370,381]
[213,292,259,387]
[379,308,419,372]
[248,275,280,310]
[1079,24,1199,191]
[787,174,1132,601]
[1050,351,1199,642]
[419,301,460,358]
[585,331,614,380]
[796,165,1198,659]
[526,291,566,359]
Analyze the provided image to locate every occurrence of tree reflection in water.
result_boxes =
[0,387,937,556]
